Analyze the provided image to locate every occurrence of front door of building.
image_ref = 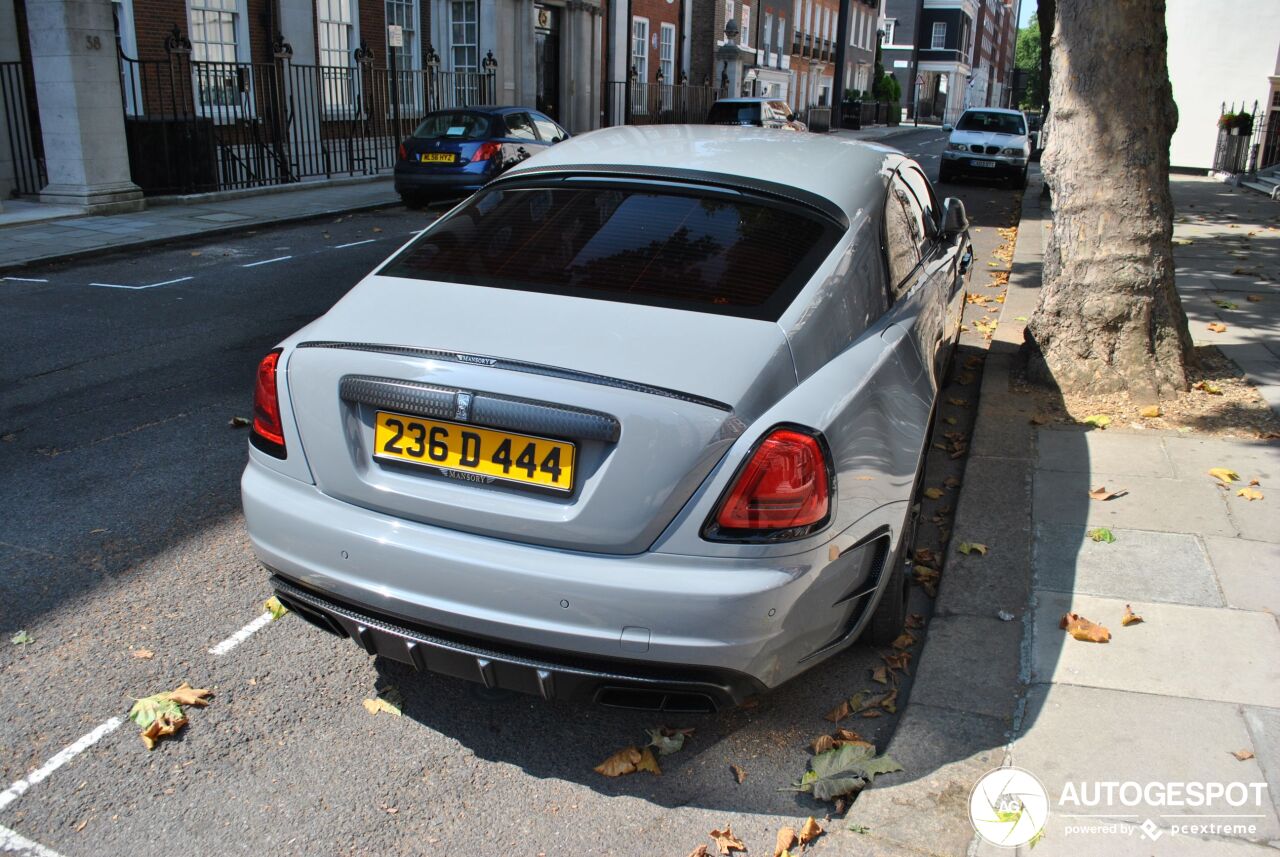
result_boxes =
[534,5,560,120]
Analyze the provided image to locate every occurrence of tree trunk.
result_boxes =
[1024,0,1194,401]
[1038,0,1053,115]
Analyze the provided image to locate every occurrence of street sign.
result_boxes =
[387,25,403,48]
[915,74,925,87]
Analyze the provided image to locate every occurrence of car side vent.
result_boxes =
[802,534,892,660]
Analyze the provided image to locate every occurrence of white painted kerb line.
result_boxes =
[209,611,273,656]
[2,277,48,283]
[0,823,66,857]
[88,276,193,290]
[334,239,376,249]
[0,717,122,814]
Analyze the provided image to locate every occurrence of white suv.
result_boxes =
[939,107,1031,188]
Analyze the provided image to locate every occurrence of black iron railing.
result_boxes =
[604,80,723,127]
[1213,100,1264,175]
[117,43,497,196]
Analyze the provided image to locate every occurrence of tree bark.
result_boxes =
[1038,0,1053,115]
[1023,0,1194,401]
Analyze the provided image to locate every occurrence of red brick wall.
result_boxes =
[628,0,681,83]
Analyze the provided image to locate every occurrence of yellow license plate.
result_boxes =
[373,411,575,492]
[420,153,456,163]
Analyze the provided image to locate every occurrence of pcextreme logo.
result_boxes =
[968,767,1050,848]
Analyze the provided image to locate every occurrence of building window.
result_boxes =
[763,12,772,63]
[884,18,895,44]
[725,0,735,36]
[188,0,248,110]
[659,23,675,82]
[931,21,947,49]
[385,0,419,67]
[113,0,141,114]
[632,17,649,79]
[741,6,750,47]
[317,0,355,67]
[450,0,479,71]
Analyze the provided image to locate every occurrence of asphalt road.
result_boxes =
[0,129,1024,856]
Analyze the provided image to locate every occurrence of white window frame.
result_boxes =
[316,0,361,116]
[632,16,649,113]
[187,0,253,121]
[385,0,421,112]
[931,21,947,50]
[741,6,750,47]
[884,18,895,45]
[763,12,772,64]
[725,0,735,38]
[658,23,675,83]
[447,0,481,106]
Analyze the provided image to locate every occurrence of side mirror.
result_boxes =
[942,123,953,132]
[942,197,968,239]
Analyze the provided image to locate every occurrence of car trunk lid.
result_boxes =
[285,276,796,554]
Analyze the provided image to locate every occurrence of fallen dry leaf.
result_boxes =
[1122,605,1143,626]
[1088,486,1126,501]
[1209,467,1241,484]
[635,747,662,775]
[1232,749,1255,761]
[165,682,212,707]
[923,487,945,500]
[709,826,746,855]
[686,847,710,857]
[1207,322,1227,333]
[1247,295,1263,303]
[1237,487,1264,501]
[860,708,883,718]
[883,651,911,675]
[139,709,187,751]
[824,699,852,722]
[1193,380,1223,395]
[774,827,797,857]
[1138,405,1162,419]
[958,541,988,556]
[1060,612,1111,643]
[905,613,925,629]
[871,666,889,685]
[131,648,154,660]
[362,697,402,717]
[731,764,746,784]
[877,689,899,714]
[799,817,824,845]
[890,632,915,650]
[594,747,642,777]
[812,734,836,755]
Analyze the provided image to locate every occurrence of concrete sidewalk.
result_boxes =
[846,176,1280,856]
[0,177,398,274]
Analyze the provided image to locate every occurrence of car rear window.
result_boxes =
[956,111,1026,135]
[413,112,491,140]
[380,183,840,320]
[706,103,760,125]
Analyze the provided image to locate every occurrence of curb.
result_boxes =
[0,196,401,275]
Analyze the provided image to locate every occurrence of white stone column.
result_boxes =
[0,0,19,208]
[29,0,144,212]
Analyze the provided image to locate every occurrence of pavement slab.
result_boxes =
[1203,536,1280,612]
[1031,591,1280,708]
[1032,469,1236,537]
[1012,683,1280,847]
[1033,524,1223,607]
[1243,706,1280,821]
[1036,429,1176,478]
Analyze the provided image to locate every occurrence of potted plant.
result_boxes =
[1234,111,1253,135]
[1218,111,1237,133]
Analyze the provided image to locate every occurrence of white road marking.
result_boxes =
[2,277,48,283]
[208,611,273,656]
[0,823,65,857]
[334,239,376,249]
[241,255,293,268]
[0,717,123,814]
[87,276,193,291]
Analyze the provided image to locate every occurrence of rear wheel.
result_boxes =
[863,489,921,646]
[1017,166,1029,189]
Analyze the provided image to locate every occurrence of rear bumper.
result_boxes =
[392,166,488,197]
[242,460,901,701]
[271,574,763,710]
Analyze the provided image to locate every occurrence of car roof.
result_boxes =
[714,97,777,104]
[960,107,1024,116]
[425,105,540,115]
[502,125,903,222]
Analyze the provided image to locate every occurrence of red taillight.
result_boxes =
[471,141,501,162]
[714,429,829,532]
[397,142,408,161]
[252,349,286,454]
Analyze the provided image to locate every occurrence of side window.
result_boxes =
[504,112,538,140]
[532,114,565,143]
[892,172,930,261]
[884,176,922,297]
[898,166,939,240]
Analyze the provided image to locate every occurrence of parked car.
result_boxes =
[938,107,1031,187]
[393,106,569,207]
[243,126,971,711]
[706,97,808,131]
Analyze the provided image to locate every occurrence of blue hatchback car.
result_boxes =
[394,106,570,206]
